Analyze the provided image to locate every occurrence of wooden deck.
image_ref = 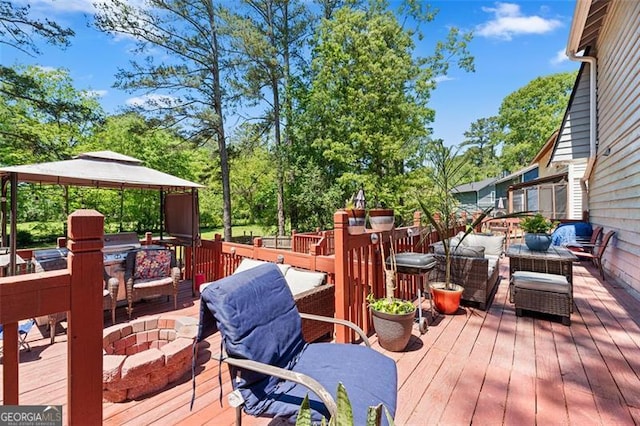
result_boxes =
[2,258,640,425]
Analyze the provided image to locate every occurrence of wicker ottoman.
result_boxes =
[511,271,572,326]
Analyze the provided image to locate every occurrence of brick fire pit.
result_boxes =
[102,315,198,402]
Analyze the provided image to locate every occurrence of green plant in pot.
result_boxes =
[344,197,366,235]
[520,213,558,251]
[367,237,416,352]
[416,140,493,314]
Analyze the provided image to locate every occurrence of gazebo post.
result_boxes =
[1,176,7,247]
[9,172,17,276]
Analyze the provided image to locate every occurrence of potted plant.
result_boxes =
[368,205,395,232]
[344,198,366,235]
[367,237,416,352]
[520,213,558,251]
[416,140,492,314]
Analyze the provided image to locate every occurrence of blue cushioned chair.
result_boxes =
[0,319,36,354]
[197,263,397,425]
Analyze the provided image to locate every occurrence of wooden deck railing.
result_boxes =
[0,210,104,424]
[292,230,335,255]
[178,210,463,344]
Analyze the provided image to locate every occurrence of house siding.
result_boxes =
[455,192,478,214]
[554,65,592,162]
[591,0,640,292]
[478,187,495,210]
[568,160,587,220]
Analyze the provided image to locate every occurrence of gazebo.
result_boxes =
[0,150,204,276]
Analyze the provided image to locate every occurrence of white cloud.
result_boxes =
[33,65,59,73]
[126,94,177,109]
[550,49,568,65]
[434,75,454,84]
[476,2,563,40]
[19,0,98,14]
[86,89,108,98]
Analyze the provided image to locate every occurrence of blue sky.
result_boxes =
[5,0,579,147]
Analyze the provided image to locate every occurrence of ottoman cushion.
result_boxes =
[512,271,570,294]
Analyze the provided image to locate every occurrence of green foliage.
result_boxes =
[460,116,501,180]
[15,229,33,247]
[519,213,558,234]
[417,140,493,290]
[295,382,393,426]
[94,0,233,239]
[0,1,74,56]
[78,112,208,232]
[497,72,577,170]
[1,66,103,166]
[367,294,415,315]
[301,3,473,213]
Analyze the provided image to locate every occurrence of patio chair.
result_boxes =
[124,248,181,319]
[197,263,397,425]
[567,225,603,254]
[0,319,36,354]
[574,230,615,281]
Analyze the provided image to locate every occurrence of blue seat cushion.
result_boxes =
[258,342,397,425]
[198,263,306,413]
[198,263,397,424]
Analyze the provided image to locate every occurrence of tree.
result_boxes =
[0,66,103,165]
[94,0,234,240]
[302,4,473,211]
[0,1,74,56]
[224,0,311,236]
[459,116,501,180]
[496,72,576,169]
[461,116,499,166]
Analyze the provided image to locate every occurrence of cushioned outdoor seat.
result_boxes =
[511,271,572,325]
[124,248,181,319]
[0,319,36,354]
[197,263,397,425]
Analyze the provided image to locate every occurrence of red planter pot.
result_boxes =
[430,282,464,314]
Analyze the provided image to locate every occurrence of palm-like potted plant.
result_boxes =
[417,140,492,314]
[520,213,558,251]
[367,236,416,352]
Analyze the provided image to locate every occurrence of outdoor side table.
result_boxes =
[507,243,578,285]
[386,252,437,333]
[507,244,578,323]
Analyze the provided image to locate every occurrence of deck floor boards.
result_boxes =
[2,258,640,425]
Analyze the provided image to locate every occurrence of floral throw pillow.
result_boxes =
[134,249,171,280]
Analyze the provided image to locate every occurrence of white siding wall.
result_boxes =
[568,160,587,220]
[591,0,640,292]
[554,66,592,162]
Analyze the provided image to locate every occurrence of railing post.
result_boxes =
[67,209,104,425]
[213,234,222,280]
[333,210,350,343]
[2,322,19,404]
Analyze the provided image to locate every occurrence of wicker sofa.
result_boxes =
[430,232,504,310]
[202,259,335,343]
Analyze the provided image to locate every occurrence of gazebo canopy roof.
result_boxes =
[0,151,203,190]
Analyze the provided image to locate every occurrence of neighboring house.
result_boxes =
[554,0,640,292]
[496,163,538,212]
[506,131,571,219]
[452,177,497,214]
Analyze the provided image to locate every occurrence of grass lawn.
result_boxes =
[200,225,266,240]
[14,221,269,249]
